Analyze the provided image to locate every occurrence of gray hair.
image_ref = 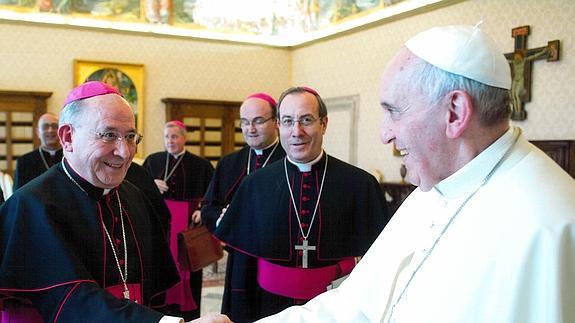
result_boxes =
[277,86,328,119]
[59,100,90,128]
[400,57,510,126]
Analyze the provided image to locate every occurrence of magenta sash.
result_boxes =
[0,300,43,323]
[164,199,197,311]
[257,257,355,300]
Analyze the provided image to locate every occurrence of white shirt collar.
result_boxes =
[253,138,279,156]
[170,149,186,159]
[434,127,518,199]
[287,150,325,172]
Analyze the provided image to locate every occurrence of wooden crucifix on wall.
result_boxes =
[504,25,560,121]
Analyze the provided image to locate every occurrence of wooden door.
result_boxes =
[0,90,52,176]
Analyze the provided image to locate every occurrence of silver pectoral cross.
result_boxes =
[123,289,130,300]
[294,239,316,268]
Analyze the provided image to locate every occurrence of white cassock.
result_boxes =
[257,127,575,323]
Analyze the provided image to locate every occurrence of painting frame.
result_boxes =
[73,59,144,157]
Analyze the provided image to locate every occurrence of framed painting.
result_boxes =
[73,60,144,155]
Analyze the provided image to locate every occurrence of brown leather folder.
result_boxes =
[178,224,223,272]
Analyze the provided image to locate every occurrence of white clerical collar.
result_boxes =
[41,146,59,156]
[253,138,279,156]
[287,150,325,172]
[435,127,519,199]
[103,188,111,195]
[170,150,186,159]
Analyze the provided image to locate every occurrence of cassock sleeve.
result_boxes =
[201,165,229,232]
[26,282,165,323]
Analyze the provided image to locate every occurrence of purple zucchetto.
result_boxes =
[63,81,122,107]
[246,92,277,107]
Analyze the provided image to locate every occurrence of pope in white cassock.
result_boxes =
[256,24,575,323]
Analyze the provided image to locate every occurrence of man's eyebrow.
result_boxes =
[380,102,399,110]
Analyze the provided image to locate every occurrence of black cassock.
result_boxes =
[125,162,172,237]
[0,161,179,322]
[143,151,214,202]
[13,148,63,190]
[143,150,214,319]
[215,154,391,322]
[201,143,285,321]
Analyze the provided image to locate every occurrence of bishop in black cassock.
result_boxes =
[144,142,214,320]
[201,92,286,322]
[215,152,390,321]
[0,161,179,322]
[215,86,391,322]
[13,112,63,190]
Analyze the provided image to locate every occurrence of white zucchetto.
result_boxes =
[405,23,511,90]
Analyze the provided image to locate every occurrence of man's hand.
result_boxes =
[191,210,202,225]
[187,314,232,323]
[154,179,169,194]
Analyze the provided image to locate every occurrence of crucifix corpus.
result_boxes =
[504,25,560,121]
[295,239,316,268]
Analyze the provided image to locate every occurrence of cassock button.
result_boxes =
[113,217,119,223]
[115,238,122,245]
[302,196,310,202]
[299,236,304,242]
[297,250,303,256]
[119,259,125,266]
[301,223,309,228]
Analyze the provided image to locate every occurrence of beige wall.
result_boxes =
[1,0,574,182]
[292,0,575,182]
[0,22,291,154]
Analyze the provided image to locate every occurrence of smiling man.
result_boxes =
[201,92,285,322]
[13,112,63,190]
[251,25,575,323]
[214,86,390,322]
[0,81,185,322]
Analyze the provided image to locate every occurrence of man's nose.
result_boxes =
[379,123,395,144]
[115,139,133,158]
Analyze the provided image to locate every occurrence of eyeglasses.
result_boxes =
[240,116,275,127]
[280,115,321,128]
[40,123,59,130]
[96,131,143,145]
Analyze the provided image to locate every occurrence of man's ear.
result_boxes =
[58,124,74,152]
[320,116,328,135]
[445,90,473,139]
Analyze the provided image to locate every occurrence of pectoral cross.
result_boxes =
[504,25,560,121]
[123,289,130,300]
[295,239,316,268]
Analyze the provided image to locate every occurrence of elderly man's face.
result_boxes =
[164,126,186,155]
[66,94,136,189]
[378,48,448,191]
[279,92,327,163]
[37,113,60,150]
[239,98,278,150]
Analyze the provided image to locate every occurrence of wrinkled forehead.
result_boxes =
[82,95,135,130]
[379,48,420,105]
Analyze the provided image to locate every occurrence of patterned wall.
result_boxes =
[292,0,575,182]
[0,23,291,155]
